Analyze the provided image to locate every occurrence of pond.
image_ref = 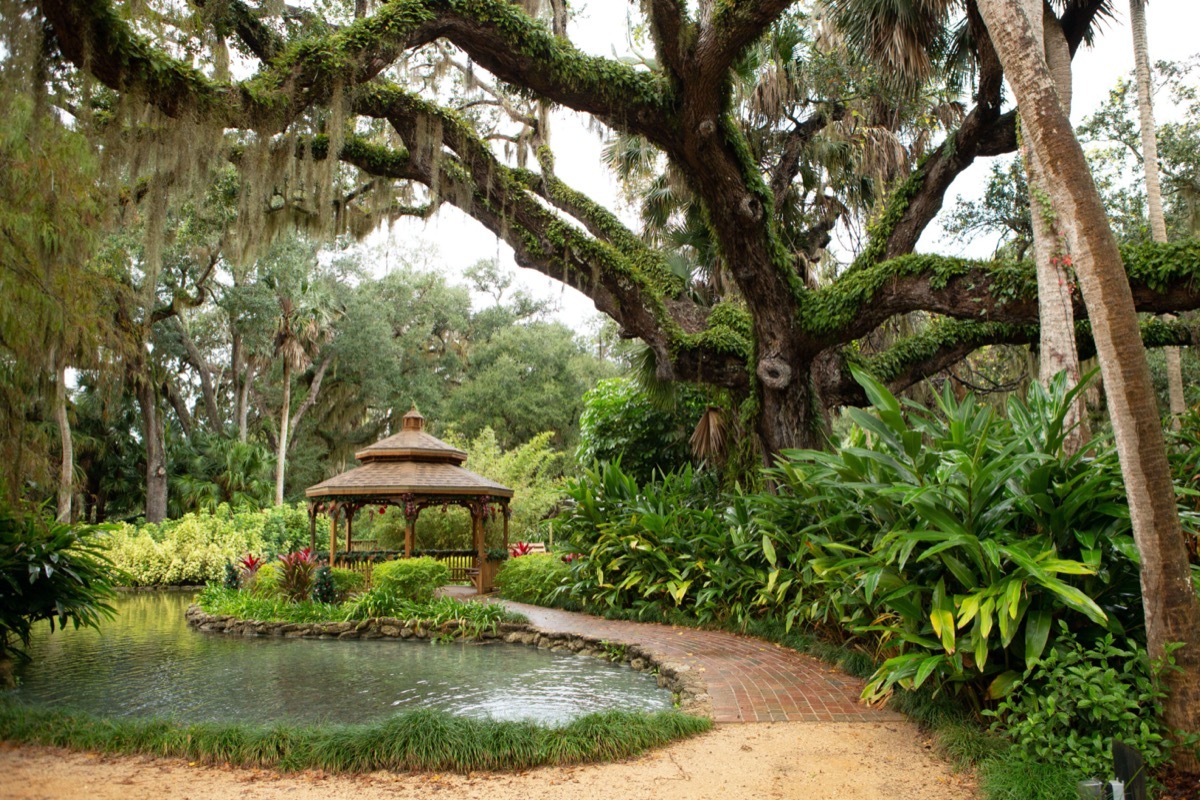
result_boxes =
[5,592,672,726]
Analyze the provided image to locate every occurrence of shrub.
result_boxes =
[372,557,450,602]
[277,548,317,602]
[253,562,282,597]
[104,504,317,587]
[495,553,575,608]
[576,378,704,486]
[985,625,1170,781]
[0,505,117,664]
[330,568,365,601]
[312,566,336,604]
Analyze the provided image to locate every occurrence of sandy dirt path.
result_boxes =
[0,721,976,800]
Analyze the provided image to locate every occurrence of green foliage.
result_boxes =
[495,554,576,609]
[223,562,240,591]
[329,567,365,601]
[0,505,117,661]
[985,625,1170,781]
[253,562,282,597]
[576,378,703,486]
[561,463,753,621]
[371,557,450,602]
[104,505,313,586]
[760,369,1148,702]
[197,585,338,623]
[172,434,274,515]
[0,704,710,773]
[977,751,1081,800]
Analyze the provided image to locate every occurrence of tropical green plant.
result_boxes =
[985,625,1171,783]
[0,504,118,663]
[371,557,450,603]
[561,463,744,620]
[576,378,704,486]
[759,368,1149,703]
[330,567,365,602]
[495,553,577,609]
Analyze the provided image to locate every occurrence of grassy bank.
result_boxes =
[0,704,711,773]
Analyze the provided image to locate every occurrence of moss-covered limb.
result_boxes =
[829,319,1038,406]
[41,0,236,121]
[43,0,671,137]
[645,0,692,83]
[193,0,285,62]
[804,239,1200,349]
[347,83,752,389]
[700,0,796,81]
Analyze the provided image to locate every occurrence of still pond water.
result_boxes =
[6,592,671,726]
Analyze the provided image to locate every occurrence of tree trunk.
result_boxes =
[286,354,331,456]
[177,318,223,432]
[135,378,168,523]
[275,360,291,506]
[1130,0,1186,424]
[53,356,73,523]
[1021,0,1087,453]
[979,0,1200,772]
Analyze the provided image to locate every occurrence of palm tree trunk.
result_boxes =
[978,0,1200,772]
[1020,0,1087,453]
[53,355,73,523]
[275,360,291,506]
[1130,0,1186,424]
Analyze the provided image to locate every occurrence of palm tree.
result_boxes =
[271,291,331,505]
[977,0,1200,771]
[1130,0,1187,424]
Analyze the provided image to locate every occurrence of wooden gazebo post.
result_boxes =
[502,503,510,554]
[345,506,355,553]
[307,503,317,551]
[328,502,339,567]
[473,503,486,594]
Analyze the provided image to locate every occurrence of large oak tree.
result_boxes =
[17,0,1200,460]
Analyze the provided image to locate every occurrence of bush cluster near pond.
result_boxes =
[0,704,711,773]
[198,585,524,638]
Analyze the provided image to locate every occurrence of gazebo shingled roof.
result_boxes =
[304,406,513,592]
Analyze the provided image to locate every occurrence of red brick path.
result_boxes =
[453,588,905,725]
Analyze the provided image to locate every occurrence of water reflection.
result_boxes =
[7,592,671,726]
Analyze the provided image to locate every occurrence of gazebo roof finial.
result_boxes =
[402,404,425,432]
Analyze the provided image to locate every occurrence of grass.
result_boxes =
[197,586,527,637]
[0,703,711,773]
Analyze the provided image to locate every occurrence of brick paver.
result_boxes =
[449,588,904,725]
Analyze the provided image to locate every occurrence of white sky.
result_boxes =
[368,1,1200,331]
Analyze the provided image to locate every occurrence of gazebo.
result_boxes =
[305,406,513,593]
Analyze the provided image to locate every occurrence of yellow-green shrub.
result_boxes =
[103,505,316,587]
[371,557,449,602]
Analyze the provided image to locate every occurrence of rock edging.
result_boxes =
[185,605,710,718]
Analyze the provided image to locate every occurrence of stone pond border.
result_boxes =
[185,605,712,718]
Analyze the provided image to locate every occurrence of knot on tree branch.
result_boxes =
[698,119,716,137]
[738,195,762,221]
[757,357,792,389]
